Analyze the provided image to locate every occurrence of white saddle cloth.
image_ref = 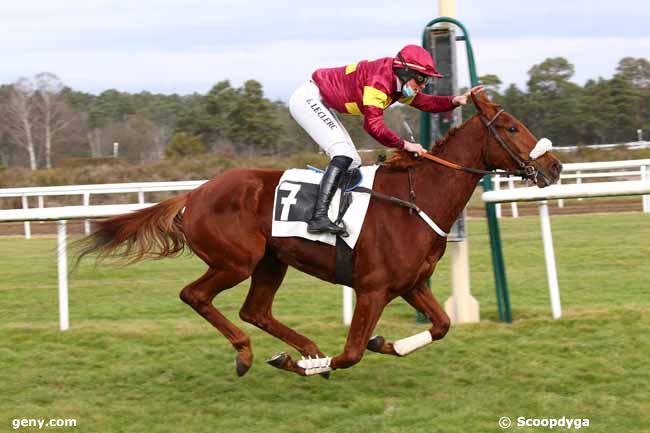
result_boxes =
[271,165,379,248]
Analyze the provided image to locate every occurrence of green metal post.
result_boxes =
[482,176,512,323]
[419,17,512,323]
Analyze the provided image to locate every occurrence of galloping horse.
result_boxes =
[76,92,562,377]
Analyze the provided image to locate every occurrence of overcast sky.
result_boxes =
[2,0,648,101]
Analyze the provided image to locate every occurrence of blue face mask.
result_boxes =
[402,82,415,98]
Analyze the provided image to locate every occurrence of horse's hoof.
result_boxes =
[235,356,251,377]
[367,335,385,353]
[319,371,331,380]
[266,352,289,369]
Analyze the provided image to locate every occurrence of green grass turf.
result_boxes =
[1,213,649,433]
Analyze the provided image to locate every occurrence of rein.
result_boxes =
[348,107,551,238]
[419,109,540,180]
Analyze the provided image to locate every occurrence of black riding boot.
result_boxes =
[307,155,353,236]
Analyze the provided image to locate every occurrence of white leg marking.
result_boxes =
[393,331,433,356]
[296,356,332,375]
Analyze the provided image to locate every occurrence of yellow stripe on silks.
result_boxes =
[345,63,358,74]
[398,95,416,105]
[344,102,362,115]
[362,86,392,109]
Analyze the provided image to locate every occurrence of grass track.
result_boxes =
[1,213,649,432]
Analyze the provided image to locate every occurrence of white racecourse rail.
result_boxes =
[493,159,650,217]
[0,204,153,331]
[482,180,650,320]
[0,181,205,239]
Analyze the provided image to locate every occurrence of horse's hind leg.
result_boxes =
[367,281,450,357]
[180,267,254,377]
[239,251,327,375]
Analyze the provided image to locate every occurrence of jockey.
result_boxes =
[289,44,483,237]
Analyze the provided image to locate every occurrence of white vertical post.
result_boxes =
[576,170,583,201]
[83,192,91,235]
[539,201,561,319]
[38,196,45,228]
[444,238,480,324]
[557,178,564,208]
[641,165,649,214]
[113,142,119,158]
[438,0,455,16]
[494,175,502,218]
[342,286,353,326]
[22,195,31,239]
[138,190,145,204]
[508,178,519,218]
[57,220,70,331]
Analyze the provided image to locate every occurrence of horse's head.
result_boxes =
[471,91,562,187]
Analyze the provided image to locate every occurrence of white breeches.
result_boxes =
[289,80,361,169]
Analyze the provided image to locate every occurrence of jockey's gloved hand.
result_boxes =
[403,140,425,157]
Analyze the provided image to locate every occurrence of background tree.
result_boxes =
[615,57,650,89]
[4,78,38,170]
[227,80,283,156]
[526,57,581,145]
[34,72,69,168]
[165,132,205,158]
[479,74,503,102]
[614,57,650,136]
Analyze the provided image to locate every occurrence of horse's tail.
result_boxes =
[74,194,188,266]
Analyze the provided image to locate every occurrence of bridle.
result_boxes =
[419,108,547,183]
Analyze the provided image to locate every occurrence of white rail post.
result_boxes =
[57,220,70,331]
[494,174,502,218]
[21,195,31,239]
[138,190,145,204]
[641,165,649,213]
[508,178,519,218]
[38,196,45,228]
[83,192,91,235]
[557,178,564,208]
[539,201,562,319]
[444,236,480,324]
[576,170,583,201]
[342,286,353,326]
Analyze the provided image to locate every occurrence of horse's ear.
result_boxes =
[471,89,497,117]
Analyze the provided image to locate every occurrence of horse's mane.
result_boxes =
[382,118,474,171]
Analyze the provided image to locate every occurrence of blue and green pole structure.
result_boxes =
[419,17,512,323]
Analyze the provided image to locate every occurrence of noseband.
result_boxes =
[478,109,539,181]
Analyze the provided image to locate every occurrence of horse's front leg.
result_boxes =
[367,281,451,357]
[270,290,388,376]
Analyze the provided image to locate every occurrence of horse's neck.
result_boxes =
[416,117,487,231]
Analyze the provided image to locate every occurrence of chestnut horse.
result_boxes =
[76,92,562,377]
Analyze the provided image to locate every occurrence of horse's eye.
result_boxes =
[507,127,518,133]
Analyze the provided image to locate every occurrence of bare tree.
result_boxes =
[4,78,38,170]
[35,72,68,169]
[76,111,103,157]
[151,123,172,160]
